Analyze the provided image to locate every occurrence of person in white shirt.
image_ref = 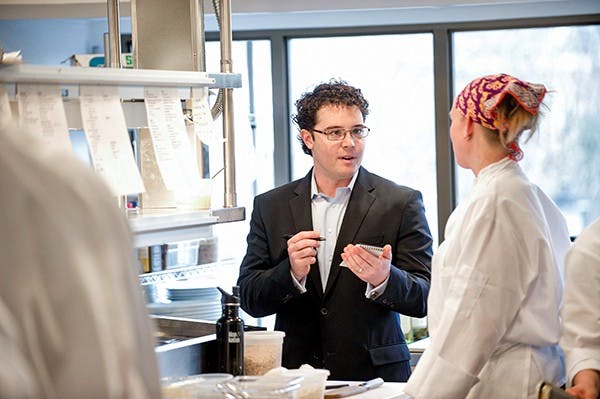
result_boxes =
[560,217,600,399]
[403,73,571,399]
[0,119,161,399]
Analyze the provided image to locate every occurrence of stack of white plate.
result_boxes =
[147,282,222,321]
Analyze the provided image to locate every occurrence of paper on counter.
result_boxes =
[16,84,72,152]
[144,87,202,192]
[79,85,145,196]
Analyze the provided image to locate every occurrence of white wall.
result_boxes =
[0,17,133,65]
[0,19,94,64]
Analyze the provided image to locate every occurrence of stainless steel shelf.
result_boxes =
[0,64,241,89]
[139,257,240,285]
[129,207,245,247]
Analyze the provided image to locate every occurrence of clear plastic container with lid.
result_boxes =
[217,375,302,399]
[244,330,285,375]
[265,365,330,399]
[161,373,232,399]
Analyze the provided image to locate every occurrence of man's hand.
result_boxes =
[341,244,392,286]
[286,231,323,281]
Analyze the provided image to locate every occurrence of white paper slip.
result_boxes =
[340,243,385,267]
[79,85,145,196]
[16,84,72,152]
[144,87,202,192]
[191,87,219,144]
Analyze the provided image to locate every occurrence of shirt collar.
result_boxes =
[311,170,358,199]
[477,157,514,179]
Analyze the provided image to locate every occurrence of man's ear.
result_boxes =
[301,129,314,150]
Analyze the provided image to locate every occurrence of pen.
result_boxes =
[283,234,326,241]
[326,384,349,390]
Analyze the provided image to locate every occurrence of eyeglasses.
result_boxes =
[311,126,370,141]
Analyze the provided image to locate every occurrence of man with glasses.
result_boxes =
[237,80,432,382]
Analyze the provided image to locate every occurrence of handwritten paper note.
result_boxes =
[16,84,72,152]
[79,85,145,196]
[144,87,202,192]
[191,87,219,144]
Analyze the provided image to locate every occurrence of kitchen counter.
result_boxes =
[326,381,407,399]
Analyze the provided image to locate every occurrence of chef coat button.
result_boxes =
[370,292,379,299]
[320,307,328,316]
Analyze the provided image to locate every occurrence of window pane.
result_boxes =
[205,40,275,259]
[288,34,438,244]
[453,25,600,236]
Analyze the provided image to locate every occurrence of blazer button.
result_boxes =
[320,307,328,316]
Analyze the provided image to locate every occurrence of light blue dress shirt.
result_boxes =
[311,172,356,289]
[291,171,389,298]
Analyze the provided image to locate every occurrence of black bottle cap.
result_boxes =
[218,286,240,306]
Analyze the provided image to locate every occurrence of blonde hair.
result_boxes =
[483,95,543,149]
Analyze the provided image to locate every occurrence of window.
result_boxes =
[453,24,600,236]
[288,34,439,244]
[205,40,275,259]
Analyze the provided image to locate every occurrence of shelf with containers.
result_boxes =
[0,63,245,282]
[1,0,252,378]
[1,5,251,350]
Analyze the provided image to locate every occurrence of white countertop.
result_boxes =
[326,381,407,399]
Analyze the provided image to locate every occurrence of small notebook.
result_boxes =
[340,243,385,267]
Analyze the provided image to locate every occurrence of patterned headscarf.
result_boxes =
[454,73,546,131]
[454,73,546,161]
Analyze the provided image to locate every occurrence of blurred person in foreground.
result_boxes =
[237,80,433,381]
[560,217,600,399]
[403,73,571,398]
[0,118,161,399]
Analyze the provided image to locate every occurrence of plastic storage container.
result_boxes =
[244,330,286,375]
[218,375,302,399]
[161,373,232,399]
[279,365,330,399]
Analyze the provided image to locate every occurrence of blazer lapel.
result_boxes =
[289,170,324,295]
[324,168,376,297]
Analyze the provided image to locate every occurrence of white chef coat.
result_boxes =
[404,157,571,399]
[560,217,600,386]
[0,121,161,399]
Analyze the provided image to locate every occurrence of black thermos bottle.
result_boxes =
[216,286,244,375]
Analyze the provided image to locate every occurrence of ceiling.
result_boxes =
[0,0,597,23]
[0,0,571,16]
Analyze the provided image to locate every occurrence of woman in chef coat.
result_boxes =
[560,217,600,399]
[403,73,571,399]
[0,118,161,399]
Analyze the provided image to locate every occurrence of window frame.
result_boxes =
[206,13,600,241]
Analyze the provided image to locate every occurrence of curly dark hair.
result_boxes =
[292,79,369,156]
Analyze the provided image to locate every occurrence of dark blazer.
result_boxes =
[237,167,432,382]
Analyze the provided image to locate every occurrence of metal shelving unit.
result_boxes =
[1,0,243,285]
[129,207,245,247]
[138,257,240,285]
[0,64,241,97]
[0,64,246,249]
